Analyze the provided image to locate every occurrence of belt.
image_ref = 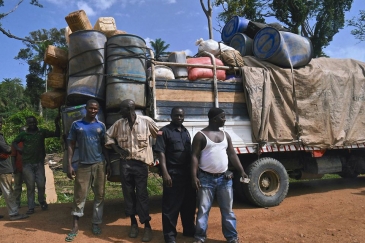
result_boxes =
[199,168,225,177]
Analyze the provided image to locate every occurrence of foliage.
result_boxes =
[348,10,365,42]
[214,0,354,57]
[0,78,30,117]
[0,0,43,43]
[15,28,67,111]
[214,0,269,23]
[149,38,170,60]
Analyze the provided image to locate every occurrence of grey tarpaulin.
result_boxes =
[241,56,365,148]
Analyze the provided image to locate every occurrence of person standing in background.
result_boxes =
[0,117,29,220]
[154,107,196,243]
[12,115,60,215]
[11,126,27,208]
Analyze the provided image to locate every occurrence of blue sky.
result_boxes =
[0,0,364,84]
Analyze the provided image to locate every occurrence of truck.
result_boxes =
[145,50,365,208]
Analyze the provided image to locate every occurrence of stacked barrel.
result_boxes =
[221,16,313,68]
[58,10,148,179]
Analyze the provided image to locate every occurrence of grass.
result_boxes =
[0,164,163,208]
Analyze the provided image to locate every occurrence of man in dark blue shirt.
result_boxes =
[154,107,196,243]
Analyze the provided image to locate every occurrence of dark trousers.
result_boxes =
[162,174,196,243]
[119,159,151,224]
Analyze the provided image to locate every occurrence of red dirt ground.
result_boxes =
[1,176,365,243]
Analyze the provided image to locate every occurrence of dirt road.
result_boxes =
[1,176,365,243]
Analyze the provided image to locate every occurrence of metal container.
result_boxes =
[253,27,313,68]
[229,33,253,57]
[61,104,105,136]
[168,51,188,78]
[67,30,107,105]
[221,16,249,43]
[105,34,147,110]
[106,110,144,129]
[107,152,122,182]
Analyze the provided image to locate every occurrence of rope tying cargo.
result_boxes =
[68,47,105,77]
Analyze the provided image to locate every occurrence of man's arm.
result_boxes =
[147,118,159,138]
[191,132,205,190]
[12,135,23,154]
[225,132,248,179]
[154,130,171,187]
[67,139,76,180]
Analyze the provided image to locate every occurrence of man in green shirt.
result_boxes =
[12,116,60,214]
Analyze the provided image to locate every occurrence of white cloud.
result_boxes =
[76,2,96,16]
[325,44,365,62]
[176,11,184,15]
[184,49,194,57]
[166,0,176,3]
[145,37,153,48]
[92,0,118,10]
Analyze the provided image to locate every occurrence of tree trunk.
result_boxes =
[200,0,213,39]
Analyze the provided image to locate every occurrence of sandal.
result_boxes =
[92,224,102,235]
[65,231,78,242]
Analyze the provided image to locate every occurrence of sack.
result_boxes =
[220,49,244,67]
[195,38,234,56]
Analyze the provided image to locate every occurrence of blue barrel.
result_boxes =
[229,33,253,56]
[253,27,313,68]
[106,34,147,110]
[222,16,249,43]
[67,30,107,105]
[61,104,105,136]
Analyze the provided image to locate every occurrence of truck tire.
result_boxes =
[243,157,289,207]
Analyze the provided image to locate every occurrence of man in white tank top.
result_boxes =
[191,107,248,243]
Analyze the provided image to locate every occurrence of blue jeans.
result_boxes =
[22,163,46,209]
[195,173,237,242]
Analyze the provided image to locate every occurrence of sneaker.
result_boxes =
[142,227,152,242]
[129,224,139,238]
[228,239,239,243]
[9,214,29,221]
[193,240,203,243]
[40,201,48,210]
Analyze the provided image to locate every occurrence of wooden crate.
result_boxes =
[44,45,68,68]
[41,90,66,109]
[47,71,66,90]
[65,10,92,32]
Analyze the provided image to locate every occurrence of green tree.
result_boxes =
[150,38,170,61]
[0,78,30,116]
[348,10,365,42]
[15,28,67,111]
[0,0,43,43]
[214,0,353,57]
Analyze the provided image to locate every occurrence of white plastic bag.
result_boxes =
[195,38,234,55]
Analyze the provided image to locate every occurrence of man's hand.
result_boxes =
[116,146,129,158]
[67,165,76,180]
[241,171,249,179]
[162,172,172,187]
[192,176,201,191]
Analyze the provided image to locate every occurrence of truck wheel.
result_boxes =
[243,157,289,207]
[338,168,359,178]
